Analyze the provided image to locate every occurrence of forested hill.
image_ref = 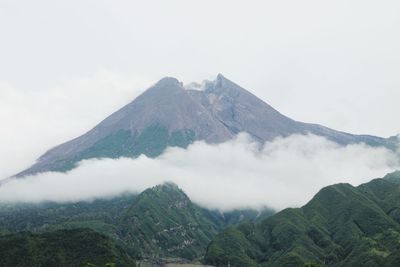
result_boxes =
[0,183,273,263]
[0,228,136,267]
[205,171,400,267]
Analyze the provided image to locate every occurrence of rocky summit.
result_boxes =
[17,74,396,177]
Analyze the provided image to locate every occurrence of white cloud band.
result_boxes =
[1,134,398,211]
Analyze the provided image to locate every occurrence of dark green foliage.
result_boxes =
[205,223,262,267]
[0,184,271,262]
[0,194,136,234]
[0,228,8,236]
[118,183,216,259]
[384,170,400,184]
[204,171,400,267]
[304,263,323,267]
[0,228,136,267]
[117,183,267,260]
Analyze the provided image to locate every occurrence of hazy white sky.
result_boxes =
[1,0,400,178]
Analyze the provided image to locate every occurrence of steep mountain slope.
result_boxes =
[204,171,400,267]
[0,184,271,261]
[189,75,393,146]
[0,228,136,267]
[16,74,395,177]
[16,77,233,176]
[118,183,223,259]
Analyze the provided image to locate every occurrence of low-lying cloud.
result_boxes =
[0,134,398,211]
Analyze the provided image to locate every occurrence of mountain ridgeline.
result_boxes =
[204,171,400,267]
[0,183,273,263]
[16,74,396,177]
[3,74,400,266]
[2,172,400,266]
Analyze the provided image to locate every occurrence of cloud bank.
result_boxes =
[0,134,398,211]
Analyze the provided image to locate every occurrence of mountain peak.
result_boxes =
[216,73,227,82]
[183,74,230,92]
[151,182,184,195]
[14,74,395,177]
[214,73,233,90]
[154,76,181,87]
[202,74,248,98]
[144,76,183,96]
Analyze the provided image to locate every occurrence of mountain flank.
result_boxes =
[2,172,400,266]
[0,183,272,262]
[16,74,396,177]
[204,171,400,267]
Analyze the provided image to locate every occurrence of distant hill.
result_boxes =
[204,171,400,267]
[16,74,397,177]
[118,183,222,259]
[0,228,136,267]
[3,172,400,266]
[0,184,273,261]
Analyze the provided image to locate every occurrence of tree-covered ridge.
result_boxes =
[0,184,271,262]
[119,183,218,259]
[118,183,261,260]
[0,228,136,267]
[205,171,400,267]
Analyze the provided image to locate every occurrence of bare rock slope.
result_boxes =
[17,74,395,177]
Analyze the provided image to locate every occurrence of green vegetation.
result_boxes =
[5,170,400,267]
[118,183,222,259]
[0,227,9,236]
[204,171,400,267]
[0,184,271,262]
[53,124,196,172]
[0,228,136,267]
[117,183,271,260]
[3,171,400,266]
[0,194,136,234]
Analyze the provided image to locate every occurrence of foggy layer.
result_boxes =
[0,134,398,211]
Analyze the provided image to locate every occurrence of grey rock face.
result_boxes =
[189,74,391,146]
[16,74,395,177]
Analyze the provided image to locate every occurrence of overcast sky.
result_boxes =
[1,0,400,178]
